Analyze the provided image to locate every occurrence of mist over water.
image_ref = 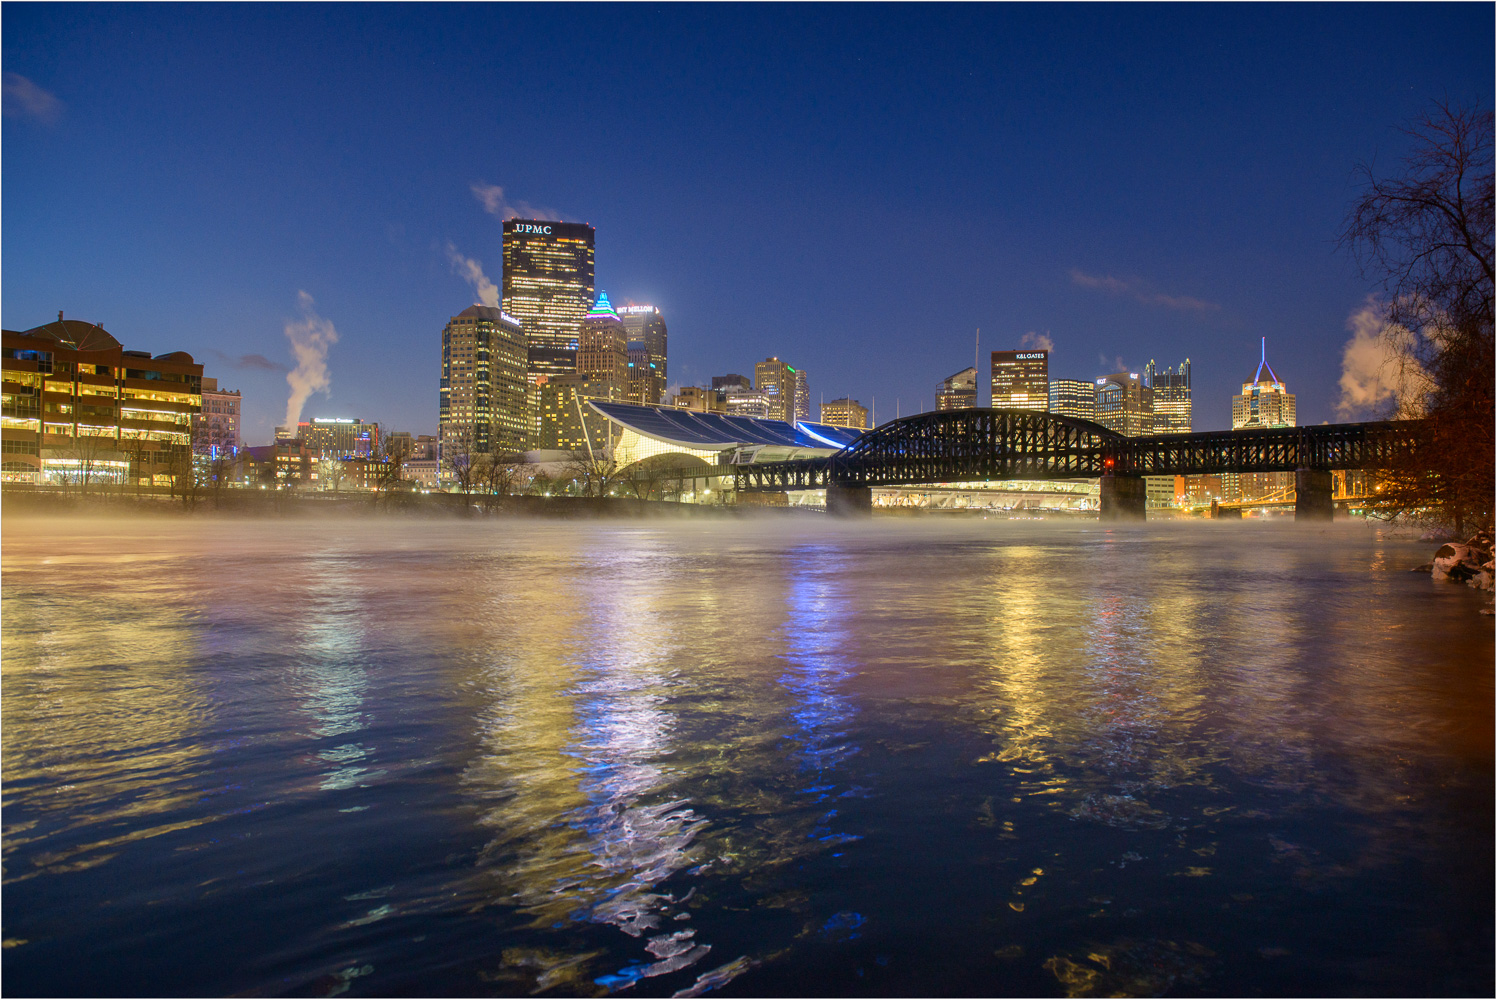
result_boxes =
[2,517,1491,997]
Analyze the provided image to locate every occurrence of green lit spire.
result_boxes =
[586,291,619,319]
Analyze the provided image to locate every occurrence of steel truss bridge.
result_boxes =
[732,409,1421,492]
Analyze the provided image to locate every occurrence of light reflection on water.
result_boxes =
[1,516,1491,997]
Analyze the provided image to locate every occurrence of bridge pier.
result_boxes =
[1294,468,1334,522]
[1099,474,1147,522]
[826,484,873,517]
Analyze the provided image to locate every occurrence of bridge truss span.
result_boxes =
[733,409,1423,492]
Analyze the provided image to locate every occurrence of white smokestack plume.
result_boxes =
[283,291,339,431]
[1336,298,1432,419]
[445,241,500,308]
[1020,331,1055,352]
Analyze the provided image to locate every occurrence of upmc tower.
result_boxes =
[501,219,596,385]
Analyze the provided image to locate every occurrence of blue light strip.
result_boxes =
[797,422,850,448]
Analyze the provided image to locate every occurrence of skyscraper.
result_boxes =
[936,367,977,410]
[501,219,596,384]
[577,292,629,399]
[991,350,1049,410]
[1094,371,1153,437]
[794,369,810,420]
[439,305,528,464]
[1229,340,1297,501]
[618,305,667,404]
[1146,358,1192,433]
[754,357,804,423]
[1048,379,1097,421]
[1232,340,1295,428]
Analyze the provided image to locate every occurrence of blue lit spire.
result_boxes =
[1253,336,1280,385]
[586,290,619,319]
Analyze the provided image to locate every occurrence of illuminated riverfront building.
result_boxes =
[297,417,379,458]
[1094,371,1153,437]
[439,305,528,464]
[1048,378,1096,421]
[820,397,869,429]
[793,369,810,420]
[936,367,977,410]
[755,357,806,423]
[619,304,667,404]
[1146,358,1192,433]
[2,315,200,485]
[991,350,1049,410]
[192,377,241,458]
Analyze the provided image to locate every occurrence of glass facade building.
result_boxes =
[1094,371,1153,437]
[1146,358,1192,434]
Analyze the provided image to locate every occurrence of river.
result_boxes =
[2,516,1491,997]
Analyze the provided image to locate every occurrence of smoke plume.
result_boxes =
[283,291,339,431]
[470,181,564,222]
[1020,331,1055,352]
[445,242,500,308]
[1336,299,1431,418]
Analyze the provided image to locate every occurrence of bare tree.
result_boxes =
[1340,102,1494,532]
[481,451,524,509]
[563,449,624,498]
[442,424,483,495]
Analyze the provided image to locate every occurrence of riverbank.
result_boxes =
[0,486,818,520]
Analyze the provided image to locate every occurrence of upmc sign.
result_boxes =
[514,224,553,235]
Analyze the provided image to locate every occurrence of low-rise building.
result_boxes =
[3,314,201,486]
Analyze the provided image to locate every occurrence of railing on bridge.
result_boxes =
[734,408,1421,492]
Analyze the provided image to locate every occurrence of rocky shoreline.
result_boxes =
[1412,528,1495,613]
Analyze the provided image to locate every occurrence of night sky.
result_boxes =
[3,4,1491,444]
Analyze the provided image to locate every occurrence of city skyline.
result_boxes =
[3,6,1491,445]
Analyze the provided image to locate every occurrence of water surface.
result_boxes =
[3,516,1491,996]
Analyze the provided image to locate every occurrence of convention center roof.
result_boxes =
[588,400,864,452]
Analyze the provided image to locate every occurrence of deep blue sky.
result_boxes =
[4,4,1491,443]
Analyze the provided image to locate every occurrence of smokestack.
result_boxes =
[58,310,63,323]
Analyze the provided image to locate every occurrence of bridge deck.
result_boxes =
[734,410,1420,492]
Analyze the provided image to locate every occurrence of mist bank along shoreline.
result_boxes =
[0,486,825,521]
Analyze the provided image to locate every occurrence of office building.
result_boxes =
[1232,340,1296,429]
[298,417,379,459]
[1146,358,1192,434]
[991,350,1049,410]
[755,357,805,423]
[936,367,977,411]
[1229,339,1296,501]
[536,373,614,454]
[619,304,667,404]
[2,314,200,486]
[793,369,810,420]
[501,218,595,384]
[671,386,728,413]
[820,398,870,430]
[439,305,528,464]
[711,374,753,392]
[1094,371,1153,437]
[1048,379,1097,421]
[577,292,629,399]
[192,377,241,457]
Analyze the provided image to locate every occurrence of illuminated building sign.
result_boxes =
[1015,352,1047,360]
[514,224,553,235]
